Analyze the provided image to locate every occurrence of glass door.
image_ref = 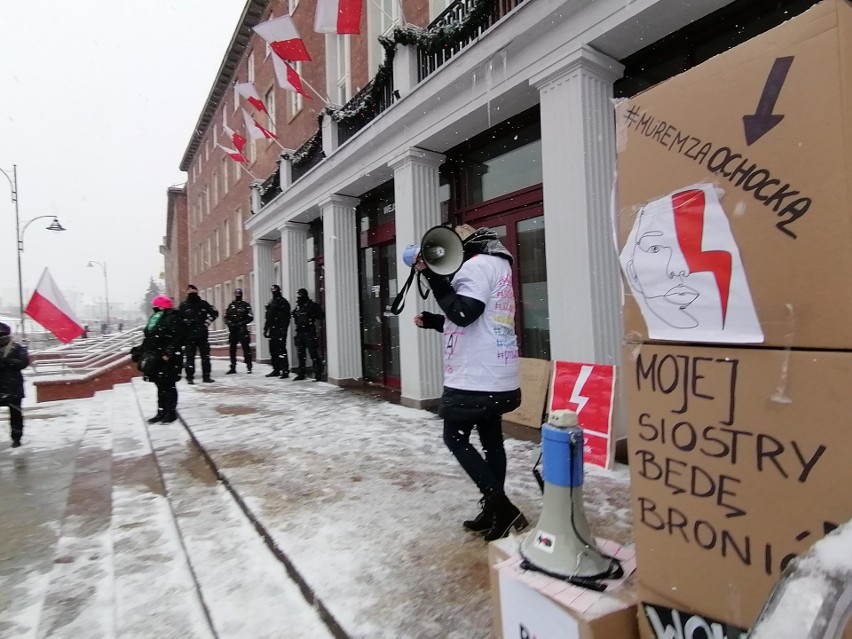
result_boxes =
[359,242,400,387]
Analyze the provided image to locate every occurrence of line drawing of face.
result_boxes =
[620,185,762,344]
[626,196,703,329]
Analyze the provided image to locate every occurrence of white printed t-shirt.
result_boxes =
[442,254,520,392]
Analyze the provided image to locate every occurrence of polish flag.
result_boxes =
[253,15,312,62]
[223,123,247,153]
[217,143,248,163]
[234,82,269,115]
[272,56,310,98]
[242,109,277,140]
[24,268,85,344]
[314,0,362,34]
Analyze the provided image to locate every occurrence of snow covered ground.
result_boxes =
[1,360,633,638]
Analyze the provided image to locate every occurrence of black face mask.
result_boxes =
[187,292,199,301]
[272,290,282,299]
[235,294,243,301]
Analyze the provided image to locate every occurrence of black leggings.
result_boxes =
[6,400,23,443]
[155,379,178,413]
[443,416,506,497]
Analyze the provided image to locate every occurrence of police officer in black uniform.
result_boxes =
[224,288,253,374]
[292,288,324,381]
[178,284,219,384]
[263,284,291,378]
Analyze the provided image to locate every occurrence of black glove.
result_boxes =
[418,311,445,332]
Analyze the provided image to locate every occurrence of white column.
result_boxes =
[251,239,276,362]
[280,221,309,362]
[319,195,362,383]
[249,180,263,215]
[389,147,445,408]
[392,44,419,98]
[530,45,624,367]
[321,113,339,157]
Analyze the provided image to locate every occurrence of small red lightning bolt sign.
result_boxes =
[548,361,616,469]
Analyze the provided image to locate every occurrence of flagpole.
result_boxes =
[283,62,331,105]
[238,164,258,179]
[368,0,398,26]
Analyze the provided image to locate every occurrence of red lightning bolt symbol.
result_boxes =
[672,189,733,325]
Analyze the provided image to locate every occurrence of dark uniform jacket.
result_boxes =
[0,337,29,400]
[292,299,324,334]
[264,297,291,336]
[224,300,253,336]
[178,297,219,341]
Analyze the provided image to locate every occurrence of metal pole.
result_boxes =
[13,165,25,340]
[103,262,110,332]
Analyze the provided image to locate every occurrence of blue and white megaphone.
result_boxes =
[402,225,464,276]
[520,410,617,584]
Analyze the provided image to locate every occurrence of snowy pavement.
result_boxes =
[0,360,632,638]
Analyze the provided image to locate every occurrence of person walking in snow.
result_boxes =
[138,296,184,424]
[263,284,291,378]
[0,322,29,448]
[414,224,526,541]
[178,284,218,384]
[224,288,253,374]
[291,288,324,381]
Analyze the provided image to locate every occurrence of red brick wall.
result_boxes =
[34,360,142,403]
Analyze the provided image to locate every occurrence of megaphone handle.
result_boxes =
[416,272,430,300]
[390,266,418,315]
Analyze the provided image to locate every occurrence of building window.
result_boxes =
[236,209,244,251]
[221,157,229,195]
[247,51,255,83]
[235,276,245,302]
[204,187,210,217]
[214,228,220,264]
[212,171,219,206]
[325,35,351,106]
[429,0,452,20]
[223,218,231,258]
[288,62,304,119]
[224,280,232,305]
[265,86,276,137]
[214,284,222,328]
[368,0,398,74]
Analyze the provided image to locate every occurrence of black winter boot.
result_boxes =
[463,497,493,533]
[147,411,165,424]
[483,492,528,541]
[226,366,236,375]
[160,411,178,423]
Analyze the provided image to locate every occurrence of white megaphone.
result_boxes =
[402,225,464,276]
[519,410,617,585]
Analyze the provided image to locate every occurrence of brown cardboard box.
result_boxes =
[616,0,852,350]
[624,342,852,637]
[488,537,518,639]
[491,541,639,639]
[503,357,551,429]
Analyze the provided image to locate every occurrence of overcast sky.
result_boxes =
[0,1,246,316]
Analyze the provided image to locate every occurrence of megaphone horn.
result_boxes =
[420,226,464,276]
[520,410,620,584]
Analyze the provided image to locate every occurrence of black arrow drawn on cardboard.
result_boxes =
[743,56,794,146]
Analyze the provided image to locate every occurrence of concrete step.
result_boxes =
[36,391,115,639]
[109,382,213,639]
[130,378,333,638]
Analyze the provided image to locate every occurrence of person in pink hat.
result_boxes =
[136,295,185,423]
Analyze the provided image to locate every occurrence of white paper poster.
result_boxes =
[499,570,580,639]
[620,184,764,344]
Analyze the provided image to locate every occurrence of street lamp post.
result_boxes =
[1,164,67,339]
[87,261,110,333]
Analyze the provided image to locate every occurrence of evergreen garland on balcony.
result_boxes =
[285,0,496,165]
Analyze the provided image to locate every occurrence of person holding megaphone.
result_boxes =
[413,224,527,541]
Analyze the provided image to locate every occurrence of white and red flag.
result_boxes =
[253,15,312,62]
[25,268,85,343]
[223,123,247,153]
[242,109,277,140]
[217,143,248,163]
[314,0,362,34]
[271,56,310,98]
[234,82,269,115]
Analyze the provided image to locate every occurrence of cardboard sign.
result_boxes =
[548,361,615,469]
[499,571,581,639]
[625,343,852,635]
[616,0,852,350]
[642,603,747,639]
[503,357,551,429]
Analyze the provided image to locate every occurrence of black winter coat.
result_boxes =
[178,297,218,341]
[0,337,29,399]
[224,300,253,335]
[292,300,323,333]
[140,309,184,382]
[264,296,291,336]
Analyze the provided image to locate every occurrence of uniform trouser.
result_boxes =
[443,416,506,497]
[6,399,23,443]
[294,331,321,375]
[184,340,211,380]
[154,378,178,414]
[269,333,289,374]
[228,330,252,367]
